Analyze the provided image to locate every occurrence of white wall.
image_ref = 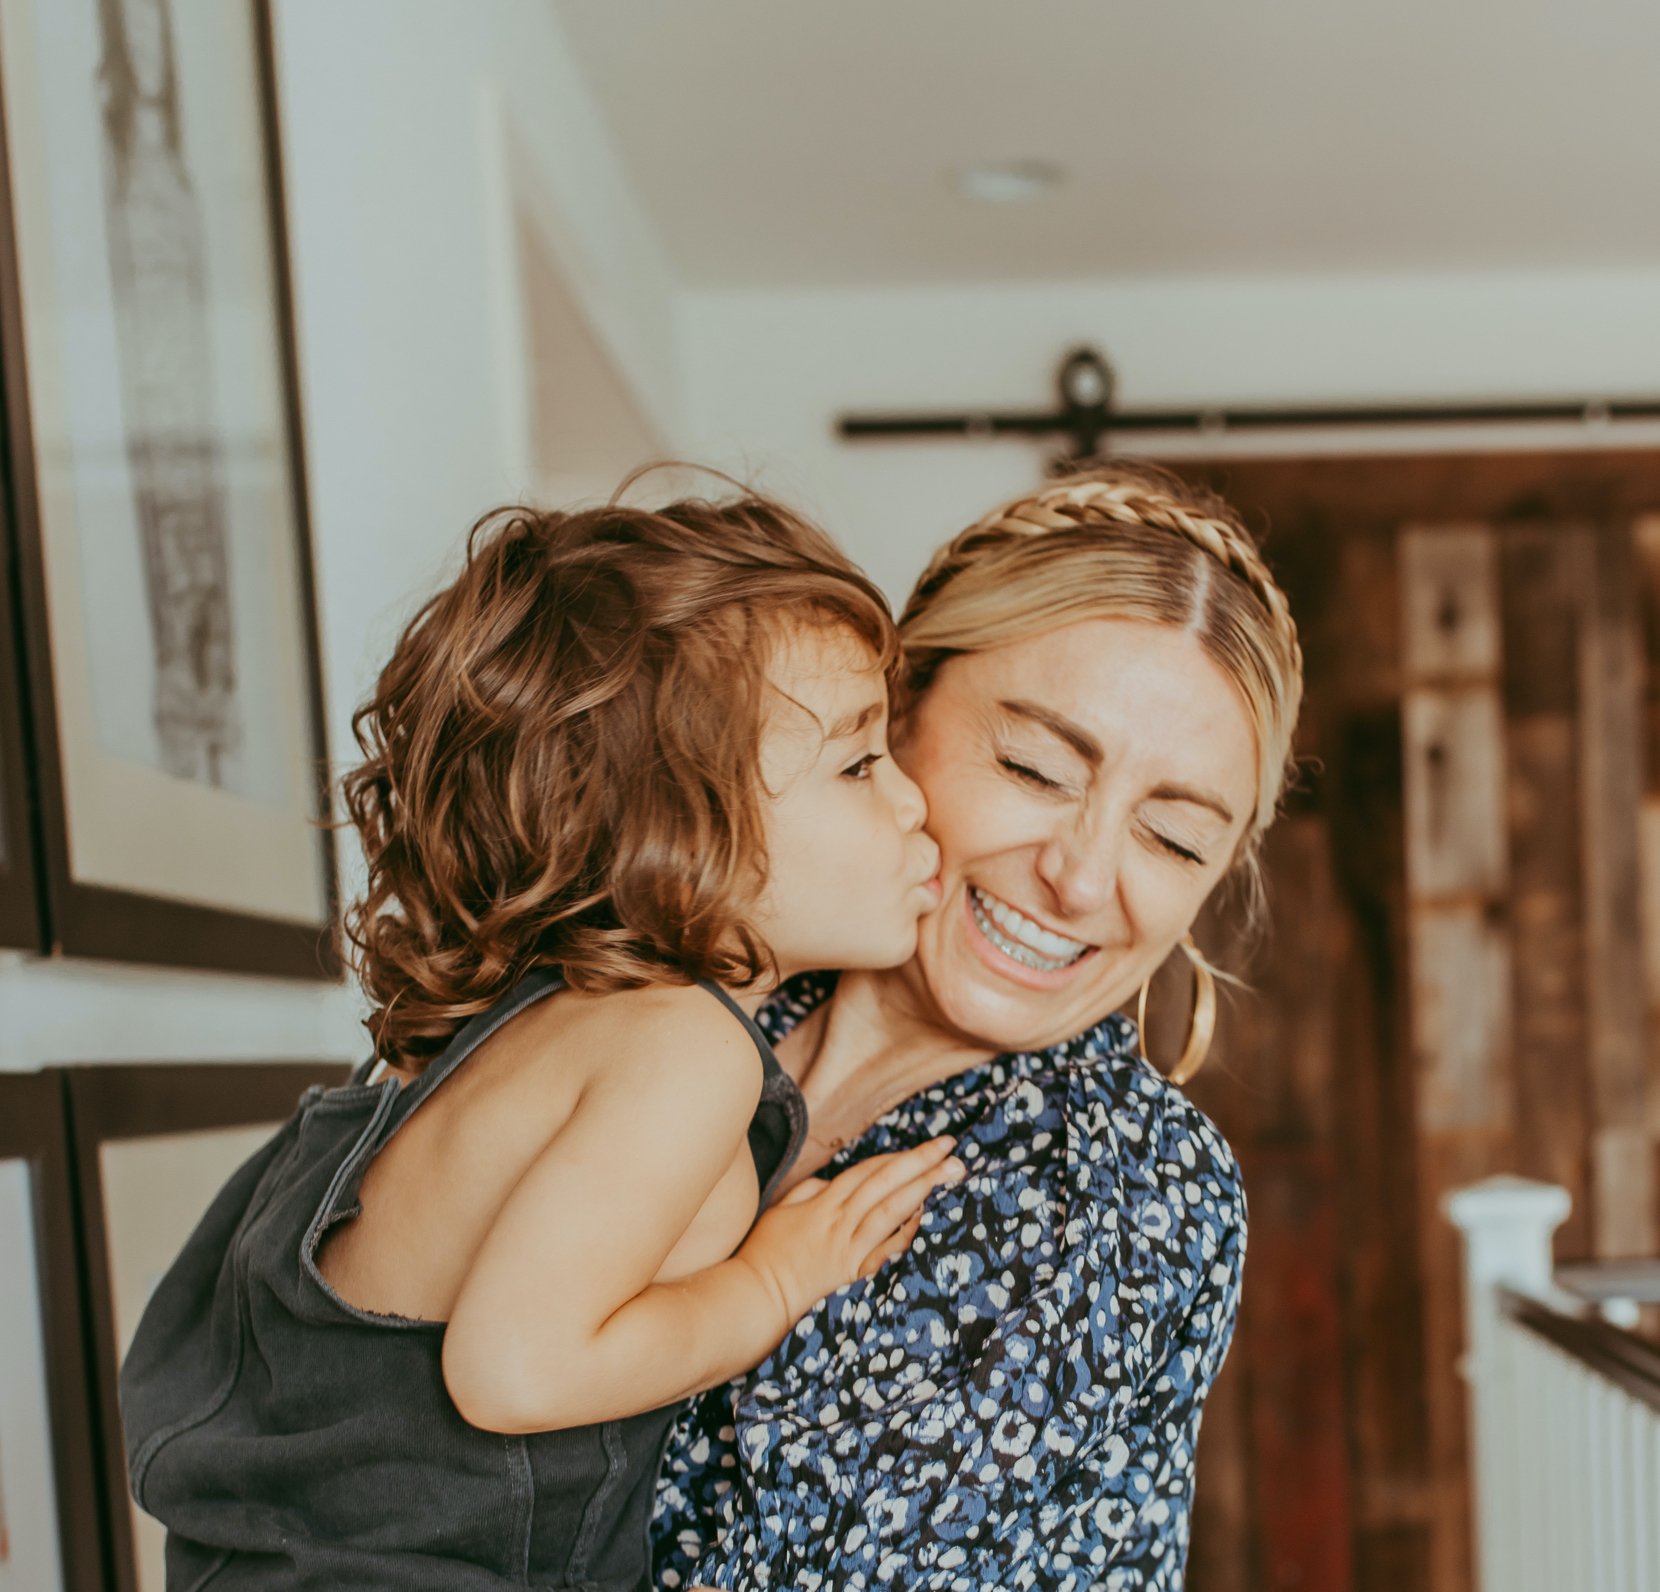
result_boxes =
[9,2,1660,1070]
[675,270,1660,602]
[0,0,680,1068]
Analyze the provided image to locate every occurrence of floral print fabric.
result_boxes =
[651,974,1247,1591]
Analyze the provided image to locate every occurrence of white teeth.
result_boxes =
[974,887,1090,959]
[969,887,1091,972]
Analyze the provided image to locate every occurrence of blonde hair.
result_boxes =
[899,462,1303,908]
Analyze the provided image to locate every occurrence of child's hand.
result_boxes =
[734,1136,966,1329]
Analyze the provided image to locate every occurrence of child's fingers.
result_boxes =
[850,1160,963,1255]
[825,1137,956,1208]
[856,1209,926,1277]
[776,1176,827,1206]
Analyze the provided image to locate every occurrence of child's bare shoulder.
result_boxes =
[512,980,763,1102]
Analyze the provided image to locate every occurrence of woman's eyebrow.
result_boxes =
[1148,782,1236,825]
[999,699,1102,765]
[1001,699,1236,822]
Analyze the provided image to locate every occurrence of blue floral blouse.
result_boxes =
[651,973,1247,1591]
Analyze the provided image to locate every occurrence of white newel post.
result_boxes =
[1445,1176,1573,1592]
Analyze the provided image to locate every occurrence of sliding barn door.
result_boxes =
[1159,452,1660,1592]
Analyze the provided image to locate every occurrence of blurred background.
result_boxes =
[3,3,1660,1590]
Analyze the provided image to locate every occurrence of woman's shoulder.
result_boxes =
[1011,1045,1246,1363]
[1018,1032,1247,1262]
[1102,1056,1242,1199]
[1020,1016,1241,1177]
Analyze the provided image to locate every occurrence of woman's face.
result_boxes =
[894,617,1258,1054]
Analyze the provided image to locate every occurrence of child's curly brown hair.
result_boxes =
[341,476,897,1073]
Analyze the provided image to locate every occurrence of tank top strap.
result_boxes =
[691,979,782,1077]
[694,980,807,1208]
[374,966,568,1147]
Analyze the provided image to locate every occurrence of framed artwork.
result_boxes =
[63,1060,350,1592]
[0,0,338,977]
[0,502,43,951]
[0,1073,104,1592]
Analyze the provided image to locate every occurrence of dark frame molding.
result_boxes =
[0,0,340,979]
[62,1059,351,1592]
[0,1072,108,1592]
[0,450,44,949]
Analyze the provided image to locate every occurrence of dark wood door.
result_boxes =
[1154,451,1660,1592]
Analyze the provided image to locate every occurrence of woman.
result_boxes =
[652,463,1303,1591]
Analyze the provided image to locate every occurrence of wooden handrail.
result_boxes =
[1501,1287,1660,1415]
[1553,1258,1660,1305]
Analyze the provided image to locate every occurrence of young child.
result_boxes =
[118,481,961,1592]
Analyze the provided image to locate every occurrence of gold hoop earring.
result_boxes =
[1135,935,1216,1086]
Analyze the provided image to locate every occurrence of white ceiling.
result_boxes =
[551,0,1660,289]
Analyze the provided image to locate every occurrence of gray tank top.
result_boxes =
[118,968,806,1592]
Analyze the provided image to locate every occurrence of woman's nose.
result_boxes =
[1034,821,1118,919]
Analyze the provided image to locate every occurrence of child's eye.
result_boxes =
[998,757,1066,793]
[841,753,883,780]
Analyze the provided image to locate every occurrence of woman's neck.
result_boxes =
[778,966,996,1140]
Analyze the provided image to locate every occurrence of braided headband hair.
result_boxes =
[897,462,1304,842]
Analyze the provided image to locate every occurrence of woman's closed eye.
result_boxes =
[1145,823,1205,865]
[997,738,1215,861]
[997,756,1070,794]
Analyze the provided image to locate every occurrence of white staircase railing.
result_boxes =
[1447,1177,1660,1592]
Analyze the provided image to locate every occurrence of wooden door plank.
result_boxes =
[1632,516,1660,798]
[1398,522,1510,1592]
[1323,693,1435,1592]
[1580,522,1654,1257]
[1501,526,1595,1261]
[1408,903,1513,1135]
[1185,1342,1257,1592]
[1402,689,1508,903]
[1400,525,1501,683]
[1244,1144,1356,1592]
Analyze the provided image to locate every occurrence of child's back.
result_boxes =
[120,971,795,1591]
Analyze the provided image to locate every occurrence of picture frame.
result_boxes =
[0,0,339,978]
[0,1073,105,1592]
[0,498,44,952]
[63,1059,351,1592]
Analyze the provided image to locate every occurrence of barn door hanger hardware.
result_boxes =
[836,345,1660,471]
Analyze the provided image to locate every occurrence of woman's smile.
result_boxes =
[964,884,1098,983]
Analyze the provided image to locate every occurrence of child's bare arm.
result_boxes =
[441,996,958,1432]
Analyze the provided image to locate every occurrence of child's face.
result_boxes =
[749,624,941,979]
